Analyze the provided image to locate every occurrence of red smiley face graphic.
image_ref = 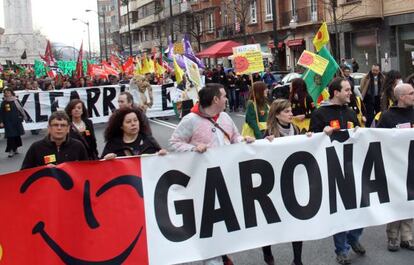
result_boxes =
[0,158,148,264]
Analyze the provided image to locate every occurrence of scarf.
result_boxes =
[277,123,295,137]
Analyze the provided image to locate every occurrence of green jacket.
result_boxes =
[245,100,269,139]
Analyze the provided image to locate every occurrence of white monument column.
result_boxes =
[0,0,46,64]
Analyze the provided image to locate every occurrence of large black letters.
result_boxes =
[239,159,280,228]
[154,170,196,242]
[49,92,64,113]
[34,93,48,122]
[407,141,414,200]
[326,144,357,214]
[360,142,390,207]
[200,167,240,238]
[86,88,101,117]
[103,87,116,115]
[281,152,322,220]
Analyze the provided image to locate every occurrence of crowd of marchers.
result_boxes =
[1,62,414,265]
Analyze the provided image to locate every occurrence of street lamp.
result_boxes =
[271,0,278,71]
[72,18,91,60]
[85,9,108,61]
[289,17,298,72]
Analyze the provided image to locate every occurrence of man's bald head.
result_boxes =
[395,83,414,108]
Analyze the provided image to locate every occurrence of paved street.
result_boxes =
[0,112,413,265]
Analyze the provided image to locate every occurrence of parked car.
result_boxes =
[350,72,366,98]
[271,72,302,100]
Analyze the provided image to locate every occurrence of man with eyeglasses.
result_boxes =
[21,111,88,170]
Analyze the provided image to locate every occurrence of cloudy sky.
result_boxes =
[0,0,100,51]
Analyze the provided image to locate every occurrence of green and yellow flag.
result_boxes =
[303,46,339,104]
[313,22,330,52]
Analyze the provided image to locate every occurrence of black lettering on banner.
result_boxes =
[69,90,81,101]
[200,167,240,238]
[326,144,357,214]
[86,88,101,117]
[34,93,48,122]
[154,170,196,242]
[103,87,116,115]
[360,142,390,207]
[19,94,33,122]
[49,92,64,112]
[161,83,175,110]
[407,141,414,200]
[239,159,280,228]
[281,152,322,220]
[119,84,126,93]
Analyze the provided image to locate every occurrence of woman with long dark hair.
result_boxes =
[381,70,402,111]
[289,78,315,133]
[242,81,269,139]
[65,99,98,160]
[262,99,304,265]
[101,107,166,159]
[0,88,26,157]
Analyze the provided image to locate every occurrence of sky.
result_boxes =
[0,0,100,52]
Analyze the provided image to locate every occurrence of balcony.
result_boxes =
[326,0,382,23]
[280,6,321,28]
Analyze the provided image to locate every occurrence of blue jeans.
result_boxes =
[333,228,364,255]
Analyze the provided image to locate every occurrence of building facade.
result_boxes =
[326,0,414,77]
[96,0,120,61]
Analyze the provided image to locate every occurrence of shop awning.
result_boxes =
[267,41,285,49]
[197,40,242,58]
[287,39,305,47]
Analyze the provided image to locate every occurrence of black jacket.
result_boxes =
[0,99,25,138]
[21,136,88,170]
[101,133,161,158]
[376,107,414,128]
[69,119,98,160]
[310,104,360,133]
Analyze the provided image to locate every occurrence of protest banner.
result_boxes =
[0,85,175,131]
[142,129,414,264]
[0,158,148,264]
[184,56,202,89]
[232,44,264,75]
[1,129,414,264]
[297,50,329,76]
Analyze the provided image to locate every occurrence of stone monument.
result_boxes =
[0,0,47,64]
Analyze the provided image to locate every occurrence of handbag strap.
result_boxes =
[206,117,231,141]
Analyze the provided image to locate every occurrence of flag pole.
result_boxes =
[250,73,260,126]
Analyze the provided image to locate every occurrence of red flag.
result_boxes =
[40,40,56,66]
[110,54,122,71]
[75,42,84,79]
[122,57,135,75]
[102,61,120,76]
[0,158,149,264]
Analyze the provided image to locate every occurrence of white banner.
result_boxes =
[0,84,175,131]
[141,128,414,265]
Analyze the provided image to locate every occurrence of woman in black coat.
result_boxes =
[0,88,26,157]
[101,107,166,159]
[65,99,98,160]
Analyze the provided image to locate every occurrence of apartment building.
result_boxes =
[96,0,120,60]
[119,0,194,55]
[325,0,414,76]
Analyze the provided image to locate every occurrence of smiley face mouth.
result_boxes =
[32,221,143,265]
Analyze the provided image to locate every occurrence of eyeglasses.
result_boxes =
[49,123,69,128]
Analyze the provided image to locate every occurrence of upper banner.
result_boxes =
[0,129,413,264]
[142,128,414,264]
[0,84,175,131]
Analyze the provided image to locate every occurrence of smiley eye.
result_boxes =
[20,168,74,194]
[96,175,143,198]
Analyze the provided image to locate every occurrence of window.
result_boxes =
[265,0,273,21]
[208,13,214,32]
[311,0,317,21]
[291,0,297,17]
[250,0,257,24]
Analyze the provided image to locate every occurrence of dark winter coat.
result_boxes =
[21,136,88,170]
[69,118,98,160]
[310,104,360,133]
[101,133,161,158]
[0,99,25,138]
